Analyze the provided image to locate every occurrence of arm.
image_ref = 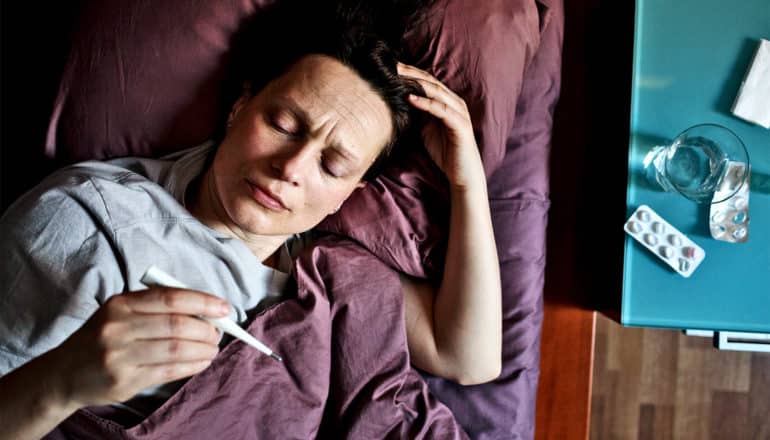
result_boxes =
[398,63,502,385]
[0,351,82,439]
[0,187,228,438]
[0,288,230,439]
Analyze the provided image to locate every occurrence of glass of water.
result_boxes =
[643,123,750,204]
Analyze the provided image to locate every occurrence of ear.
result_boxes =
[227,82,252,126]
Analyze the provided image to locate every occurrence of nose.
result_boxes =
[271,141,316,186]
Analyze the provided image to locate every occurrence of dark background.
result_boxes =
[1,2,82,212]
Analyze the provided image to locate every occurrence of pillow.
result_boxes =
[45,0,267,161]
[45,0,540,168]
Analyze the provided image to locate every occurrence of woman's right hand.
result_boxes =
[50,287,231,407]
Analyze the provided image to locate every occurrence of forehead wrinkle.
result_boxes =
[280,55,393,164]
[326,81,391,157]
[306,83,383,164]
[300,88,359,156]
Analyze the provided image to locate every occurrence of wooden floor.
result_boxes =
[590,314,770,440]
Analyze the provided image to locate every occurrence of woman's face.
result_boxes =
[210,54,393,236]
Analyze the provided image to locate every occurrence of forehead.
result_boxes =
[267,55,393,162]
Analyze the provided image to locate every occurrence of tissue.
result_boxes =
[732,39,770,129]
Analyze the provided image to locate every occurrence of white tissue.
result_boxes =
[732,39,770,129]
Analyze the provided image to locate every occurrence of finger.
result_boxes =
[405,77,468,117]
[140,360,213,385]
[131,339,220,365]
[122,288,232,318]
[397,62,436,80]
[407,94,467,130]
[397,63,463,102]
[126,314,221,344]
[397,64,452,94]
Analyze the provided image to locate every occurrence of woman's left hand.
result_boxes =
[397,62,485,190]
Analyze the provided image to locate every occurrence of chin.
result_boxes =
[235,209,280,235]
[232,205,296,236]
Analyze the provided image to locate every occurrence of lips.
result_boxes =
[246,180,288,212]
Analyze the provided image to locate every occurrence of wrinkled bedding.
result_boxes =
[47,237,468,439]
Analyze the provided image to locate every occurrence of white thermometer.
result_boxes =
[140,266,283,362]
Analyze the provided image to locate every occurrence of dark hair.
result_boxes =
[221,0,436,181]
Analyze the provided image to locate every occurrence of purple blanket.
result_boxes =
[47,237,468,439]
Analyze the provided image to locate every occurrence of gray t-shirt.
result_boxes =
[0,142,304,376]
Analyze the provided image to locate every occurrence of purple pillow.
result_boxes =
[45,0,269,161]
[46,0,540,168]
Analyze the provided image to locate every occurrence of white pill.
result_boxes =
[711,211,726,224]
[711,224,726,237]
[659,246,674,259]
[668,234,682,246]
[732,196,747,210]
[651,222,665,234]
[636,210,650,222]
[627,221,642,233]
[678,258,690,272]
[644,233,658,246]
[732,227,747,240]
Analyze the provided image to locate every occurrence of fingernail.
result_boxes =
[219,302,231,314]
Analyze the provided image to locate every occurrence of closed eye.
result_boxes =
[320,157,340,178]
[267,111,300,136]
[270,118,296,136]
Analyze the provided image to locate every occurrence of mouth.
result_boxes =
[245,180,289,212]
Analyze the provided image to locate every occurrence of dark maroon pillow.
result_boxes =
[46,0,539,167]
[45,0,267,161]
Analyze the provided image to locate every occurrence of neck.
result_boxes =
[187,166,289,263]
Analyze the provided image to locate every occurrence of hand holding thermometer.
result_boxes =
[140,265,283,362]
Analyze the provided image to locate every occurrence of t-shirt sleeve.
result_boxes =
[0,176,124,375]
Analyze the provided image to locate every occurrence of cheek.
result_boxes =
[302,184,355,212]
[223,119,279,159]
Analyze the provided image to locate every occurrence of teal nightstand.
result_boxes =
[622,0,770,338]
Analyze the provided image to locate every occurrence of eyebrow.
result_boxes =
[274,97,361,164]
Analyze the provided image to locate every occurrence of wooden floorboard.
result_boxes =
[591,314,770,440]
[536,305,595,440]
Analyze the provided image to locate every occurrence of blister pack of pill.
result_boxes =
[624,205,705,278]
[710,161,750,243]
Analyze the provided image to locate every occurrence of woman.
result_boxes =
[0,21,501,440]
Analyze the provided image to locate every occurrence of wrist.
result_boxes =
[447,150,487,194]
[0,349,82,439]
[35,348,83,416]
[449,174,488,198]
